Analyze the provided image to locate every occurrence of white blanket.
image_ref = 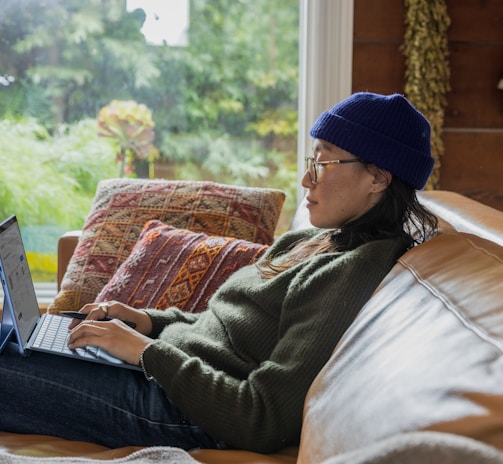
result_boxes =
[2,432,503,464]
[322,432,503,464]
[0,447,198,464]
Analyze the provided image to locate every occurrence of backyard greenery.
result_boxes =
[0,0,299,281]
[0,118,117,279]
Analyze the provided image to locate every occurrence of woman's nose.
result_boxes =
[301,169,313,189]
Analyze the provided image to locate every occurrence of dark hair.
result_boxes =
[257,176,438,279]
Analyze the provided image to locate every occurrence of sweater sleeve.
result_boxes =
[144,307,202,338]
[141,237,408,453]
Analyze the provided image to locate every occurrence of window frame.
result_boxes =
[297,0,354,204]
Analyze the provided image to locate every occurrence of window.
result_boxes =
[0,0,300,285]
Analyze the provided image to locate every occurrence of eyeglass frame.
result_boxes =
[304,156,363,184]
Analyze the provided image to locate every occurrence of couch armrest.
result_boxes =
[57,230,81,291]
[418,190,503,247]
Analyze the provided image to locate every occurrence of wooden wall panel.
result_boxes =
[447,0,503,42]
[353,0,503,212]
[446,43,503,128]
[442,0,503,211]
[353,0,405,94]
[441,132,503,209]
[353,0,405,40]
[352,44,405,94]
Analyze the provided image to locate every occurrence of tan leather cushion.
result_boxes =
[0,432,142,459]
[419,190,503,246]
[298,232,503,464]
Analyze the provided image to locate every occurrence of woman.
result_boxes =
[0,92,438,453]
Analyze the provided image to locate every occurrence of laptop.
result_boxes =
[0,215,141,370]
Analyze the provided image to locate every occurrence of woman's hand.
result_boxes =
[67,317,153,366]
[68,300,153,335]
[66,301,155,365]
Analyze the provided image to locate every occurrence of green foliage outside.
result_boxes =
[0,0,300,281]
[0,118,117,280]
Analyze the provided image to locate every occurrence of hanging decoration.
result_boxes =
[402,0,451,190]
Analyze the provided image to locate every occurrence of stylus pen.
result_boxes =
[58,311,137,329]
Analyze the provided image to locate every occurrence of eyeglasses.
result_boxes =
[304,156,363,184]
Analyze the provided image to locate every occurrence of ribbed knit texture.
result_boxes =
[309,92,434,190]
[142,229,409,453]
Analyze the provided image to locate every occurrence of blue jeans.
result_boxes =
[0,343,225,450]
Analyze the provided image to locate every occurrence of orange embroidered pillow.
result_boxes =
[94,220,268,312]
[48,179,284,313]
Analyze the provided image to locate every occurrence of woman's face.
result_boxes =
[301,139,390,229]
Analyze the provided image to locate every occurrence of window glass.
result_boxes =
[0,0,299,283]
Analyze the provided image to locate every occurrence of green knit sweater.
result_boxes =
[143,228,409,453]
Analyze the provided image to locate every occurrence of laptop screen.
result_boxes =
[0,215,40,346]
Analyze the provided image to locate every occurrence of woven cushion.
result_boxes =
[95,220,268,311]
[48,179,284,313]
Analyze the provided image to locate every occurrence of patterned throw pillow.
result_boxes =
[95,220,268,312]
[48,178,285,313]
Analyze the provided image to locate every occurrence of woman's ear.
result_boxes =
[370,166,392,193]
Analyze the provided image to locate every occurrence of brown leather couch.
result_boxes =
[1,190,503,463]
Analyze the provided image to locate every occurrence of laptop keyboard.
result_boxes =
[31,314,100,359]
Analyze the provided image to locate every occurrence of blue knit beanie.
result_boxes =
[309,92,434,190]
